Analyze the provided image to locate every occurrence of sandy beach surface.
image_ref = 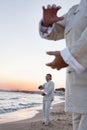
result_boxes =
[0,102,73,130]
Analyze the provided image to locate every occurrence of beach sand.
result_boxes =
[0,102,73,130]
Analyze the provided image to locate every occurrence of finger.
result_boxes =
[46,51,58,56]
[46,62,52,66]
[52,4,61,10]
[52,5,61,11]
[42,6,46,10]
[47,4,51,9]
[46,63,56,69]
[56,6,62,10]
[46,51,55,55]
[46,62,54,67]
[46,61,55,66]
[52,4,56,8]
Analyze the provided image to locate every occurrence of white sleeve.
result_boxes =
[60,48,85,74]
[39,20,54,38]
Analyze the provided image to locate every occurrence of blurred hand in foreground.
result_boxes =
[46,51,68,70]
[42,4,64,27]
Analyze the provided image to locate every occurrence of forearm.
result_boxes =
[39,20,65,40]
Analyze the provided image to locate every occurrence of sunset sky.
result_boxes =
[0,0,80,91]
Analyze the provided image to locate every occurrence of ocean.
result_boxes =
[0,91,65,123]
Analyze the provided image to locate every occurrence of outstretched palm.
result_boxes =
[42,5,64,27]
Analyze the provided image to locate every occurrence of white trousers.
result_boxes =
[43,100,52,124]
[73,113,87,130]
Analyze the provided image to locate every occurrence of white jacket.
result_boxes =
[39,0,87,113]
[42,80,54,101]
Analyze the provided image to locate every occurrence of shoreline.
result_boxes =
[0,101,64,124]
[0,105,42,124]
[0,97,65,124]
[0,102,73,130]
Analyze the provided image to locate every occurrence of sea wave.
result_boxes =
[0,91,65,115]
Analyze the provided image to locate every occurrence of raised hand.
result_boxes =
[42,4,64,27]
[46,51,68,70]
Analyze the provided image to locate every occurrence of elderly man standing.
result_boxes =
[38,74,54,126]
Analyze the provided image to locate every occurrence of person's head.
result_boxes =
[45,73,52,82]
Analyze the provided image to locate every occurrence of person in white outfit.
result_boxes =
[39,0,87,130]
[38,74,54,126]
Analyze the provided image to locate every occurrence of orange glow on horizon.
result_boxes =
[0,81,39,91]
[0,80,65,91]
